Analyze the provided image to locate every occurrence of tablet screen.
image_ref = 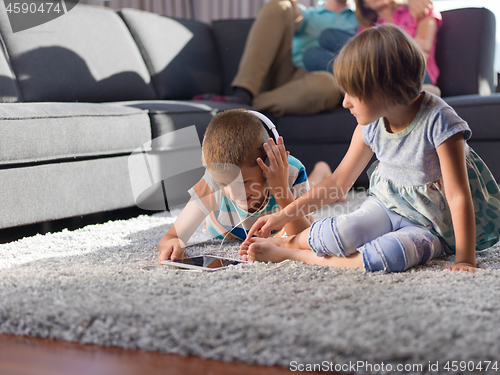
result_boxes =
[162,255,243,270]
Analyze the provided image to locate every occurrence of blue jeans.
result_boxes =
[303,28,354,72]
[308,197,445,272]
[424,72,432,84]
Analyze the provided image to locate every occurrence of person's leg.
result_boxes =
[246,239,364,268]
[231,0,298,96]
[318,28,354,54]
[194,0,298,105]
[303,46,337,72]
[303,28,354,72]
[252,69,342,117]
[360,224,444,272]
[308,196,394,257]
[304,28,353,73]
[241,196,393,264]
[308,161,332,188]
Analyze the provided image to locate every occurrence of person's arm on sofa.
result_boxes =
[408,0,433,21]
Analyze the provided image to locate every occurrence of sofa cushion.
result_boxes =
[212,19,254,95]
[0,3,157,102]
[445,94,500,140]
[120,9,222,100]
[0,103,151,165]
[0,36,20,103]
[0,155,140,228]
[436,8,496,97]
[116,100,251,151]
[277,107,357,144]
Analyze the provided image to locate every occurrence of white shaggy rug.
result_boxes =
[2,190,500,374]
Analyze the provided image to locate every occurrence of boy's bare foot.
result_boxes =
[309,161,346,202]
[309,161,332,187]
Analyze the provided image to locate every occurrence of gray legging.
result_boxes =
[308,196,445,272]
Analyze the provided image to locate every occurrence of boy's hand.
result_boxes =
[443,262,476,273]
[158,238,186,263]
[257,137,290,199]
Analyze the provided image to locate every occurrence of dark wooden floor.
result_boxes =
[0,334,322,375]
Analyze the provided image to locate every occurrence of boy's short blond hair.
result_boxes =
[334,24,426,105]
[202,109,269,171]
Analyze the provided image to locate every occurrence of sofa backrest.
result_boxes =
[212,19,254,96]
[0,35,20,103]
[0,3,157,102]
[120,8,222,100]
[436,7,496,97]
[213,8,497,99]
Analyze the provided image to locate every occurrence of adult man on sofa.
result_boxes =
[195,0,433,117]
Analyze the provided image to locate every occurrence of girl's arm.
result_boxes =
[246,125,374,238]
[256,137,311,235]
[414,15,438,59]
[158,198,207,263]
[436,133,476,272]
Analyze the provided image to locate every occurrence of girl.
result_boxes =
[239,24,500,273]
[355,0,441,95]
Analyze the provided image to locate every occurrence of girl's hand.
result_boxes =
[257,137,290,199]
[158,238,186,263]
[443,262,476,273]
[244,212,289,240]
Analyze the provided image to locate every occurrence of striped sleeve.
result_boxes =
[288,155,310,199]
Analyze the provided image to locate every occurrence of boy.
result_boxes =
[158,109,313,263]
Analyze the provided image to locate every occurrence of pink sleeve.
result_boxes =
[427,8,442,27]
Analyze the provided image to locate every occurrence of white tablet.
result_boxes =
[161,255,245,271]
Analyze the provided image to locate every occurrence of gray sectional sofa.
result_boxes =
[0,3,498,230]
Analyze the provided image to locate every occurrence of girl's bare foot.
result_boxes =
[240,236,294,254]
[247,241,292,263]
[240,237,295,261]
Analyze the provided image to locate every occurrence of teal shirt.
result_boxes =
[292,2,358,68]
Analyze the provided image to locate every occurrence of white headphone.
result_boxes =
[247,110,280,143]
